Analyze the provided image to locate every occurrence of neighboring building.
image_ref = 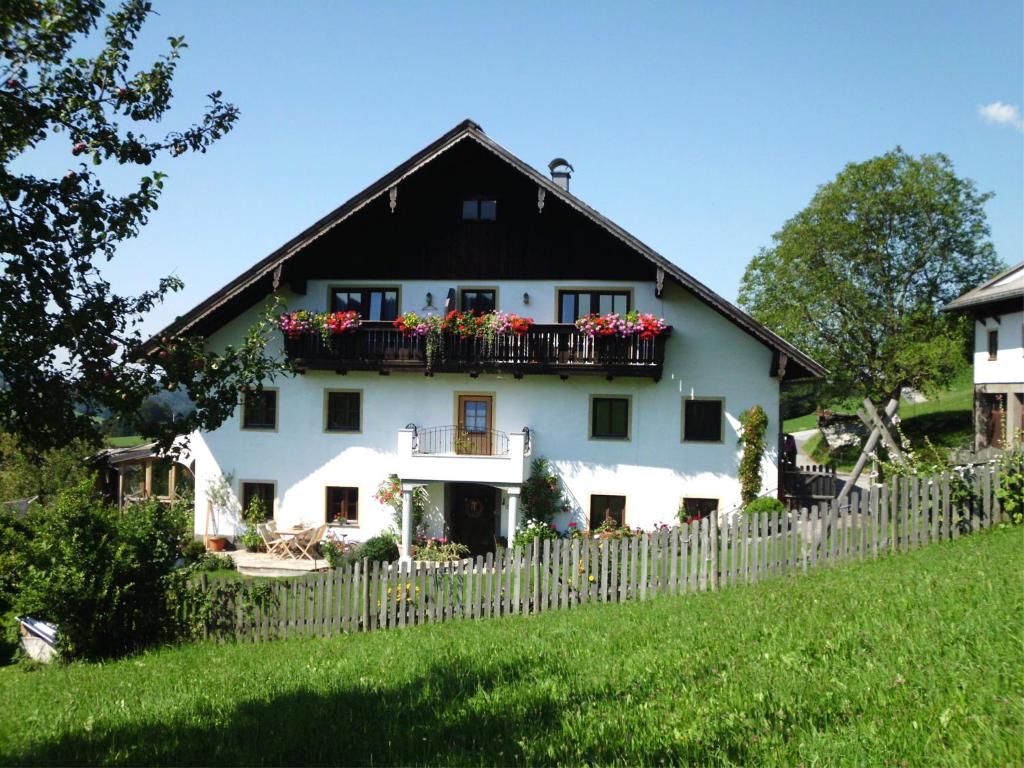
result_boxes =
[92,442,195,508]
[944,262,1024,451]
[142,120,824,556]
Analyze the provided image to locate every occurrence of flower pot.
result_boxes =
[207,536,227,552]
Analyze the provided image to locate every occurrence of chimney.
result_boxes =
[548,158,574,192]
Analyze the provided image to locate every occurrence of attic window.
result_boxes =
[462,199,496,221]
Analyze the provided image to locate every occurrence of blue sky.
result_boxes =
[41,1,1024,333]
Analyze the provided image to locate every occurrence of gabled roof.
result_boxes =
[943,262,1024,313]
[142,119,825,379]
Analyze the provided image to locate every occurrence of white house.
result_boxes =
[143,120,824,557]
[944,262,1024,451]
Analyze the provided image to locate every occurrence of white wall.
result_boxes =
[190,278,780,539]
[974,311,1024,385]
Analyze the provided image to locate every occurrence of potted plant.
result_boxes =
[207,535,228,552]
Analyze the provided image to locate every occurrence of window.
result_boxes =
[325,390,361,432]
[590,494,625,529]
[326,486,359,525]
[682,398,724,442]
[558,290,631,322]
[150,457,172,498]
[590,396,630,440]
[241,482,274,520]
[459,289,496,313]
[988,329,999,360]
[242,389,277,430]
[330,287,399,321]
[462,199,497,220]
[681,497,718,522]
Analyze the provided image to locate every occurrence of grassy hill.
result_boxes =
[788,370,974,469]
[1,526,1020,767]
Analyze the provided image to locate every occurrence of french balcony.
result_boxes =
[395,425,530,486]
[282,322,671,380]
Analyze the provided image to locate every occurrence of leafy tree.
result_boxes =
[739,148,1003,404]
[0,1,285,455]
[0,432,98,504]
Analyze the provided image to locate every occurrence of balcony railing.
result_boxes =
[283,322,671,379]
[412,425,509,456]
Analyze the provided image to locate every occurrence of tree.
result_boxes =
[739,148,1003,405]
[0,1,285,455]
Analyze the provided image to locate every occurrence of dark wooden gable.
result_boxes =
[285,138,653,285]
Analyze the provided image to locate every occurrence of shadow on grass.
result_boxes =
[900,410,972,448]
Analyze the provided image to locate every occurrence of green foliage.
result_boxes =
[520,457,569,523]
[179,539,206,565]
[188,552,236,573]
[320,540,346,569]
[512,518,562,548]
[739,148,1002,404]
[0,1,290,454]
[374,475,429,535]
[354,534,399,565]
[0,510,32,617]
[239,496,266,552]
[743,496,786,516]
[0,433,98,505]
[995,444,1024,524]
[414,539,470,563]
[0,528,1019,765]
[13,482,189,660]
[738,405,769,505]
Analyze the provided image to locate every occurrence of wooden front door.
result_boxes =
[457,394,493,455]
[449,483,498,555]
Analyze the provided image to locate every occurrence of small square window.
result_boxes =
[326,486,358,525]
[591,397,630,440]
[462,199,496,221]
[241,482,274,520]
[681,497,718,522]
[462,200,479,220]
[479,199,497,220]
[242,390,277,430]
[682,399,723,442]
[988,329,998,360]
[325,391,361,432]
[460,289,496,313]
[590,494,625,529]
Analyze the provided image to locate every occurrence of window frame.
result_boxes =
[681,396,725,444]
[589,494,626,530]
[680,497,719,522]
[457,286,499,314]
[323,389,362,433]
[241,388,278,432]
[240,480,276,521]
[589,395,632,441]
[556,288,633,323]
[325,485,359,526]
[326,285,401,322]
[461,198,498,221]
[987,329,999,360]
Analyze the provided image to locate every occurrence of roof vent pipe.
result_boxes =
[548,158,573,192]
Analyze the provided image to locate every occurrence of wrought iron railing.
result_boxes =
[282,322,671,378]
[412,425,509,457]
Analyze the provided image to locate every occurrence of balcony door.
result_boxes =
[457,394,493,455]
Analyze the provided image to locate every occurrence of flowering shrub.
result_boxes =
[414,537,470,562]
[513,518,563,548]
[374,474,429,535]
[392,310,534,367]
[520,457,571,522]
[278,310,361,341]
[574,310,667,339]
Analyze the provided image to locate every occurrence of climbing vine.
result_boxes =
[738,405,769,505]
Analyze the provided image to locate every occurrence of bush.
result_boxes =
[321,540,346,569]
[358,533,400,564]
[995,444,1023,524]
[0,509,32,617]
[414,538,469,562]
[14,482,190,661]
[180,539,207,564]
[744,496,787,516]
[513,518,562,548]
[239,496,266,552]
[520,458,570,522]
[190,552,236,572]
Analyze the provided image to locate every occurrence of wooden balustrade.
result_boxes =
[282,322,671,379]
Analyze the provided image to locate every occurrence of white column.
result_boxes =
[507,487,521,546]
[400,486,414,562]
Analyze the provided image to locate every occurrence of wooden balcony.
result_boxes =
[282,322,671,380]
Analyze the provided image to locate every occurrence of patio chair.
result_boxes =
[293,524,328,561]
[259,522,290,558]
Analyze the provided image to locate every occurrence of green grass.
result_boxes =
[102,435,146,448]
[1,528,1020,766]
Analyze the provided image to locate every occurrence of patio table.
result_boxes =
[275,526,315,559]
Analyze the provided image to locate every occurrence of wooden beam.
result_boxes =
[859,398,905,466]
[837,398,900,505]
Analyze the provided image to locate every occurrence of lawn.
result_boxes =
[103,435,147,448]
[1,527,1020,767]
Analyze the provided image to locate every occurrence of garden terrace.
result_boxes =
[282,322,672,379]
